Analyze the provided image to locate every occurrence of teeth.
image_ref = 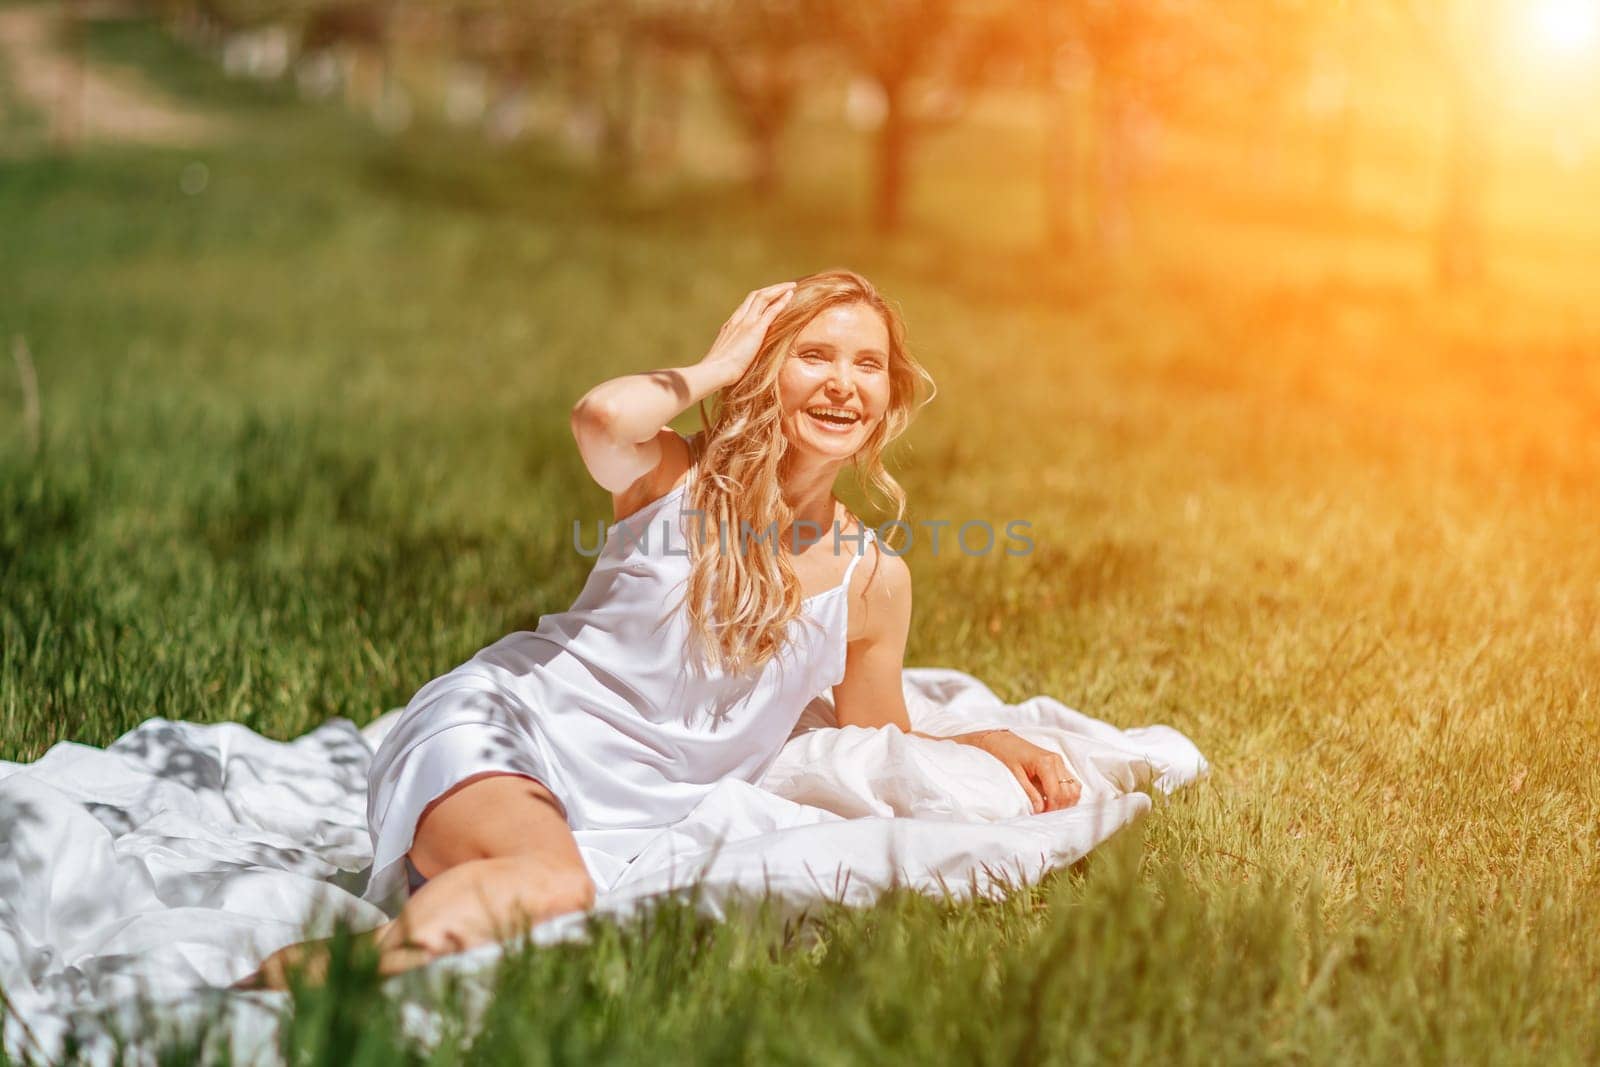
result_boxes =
[807,407,859,422]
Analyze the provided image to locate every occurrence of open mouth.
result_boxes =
[805,406,862,432]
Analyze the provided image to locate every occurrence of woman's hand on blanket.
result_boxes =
[955,729,1081,813]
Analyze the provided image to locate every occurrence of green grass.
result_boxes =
[2,9,1599,1064]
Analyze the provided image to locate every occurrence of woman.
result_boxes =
[238,269,1080,990]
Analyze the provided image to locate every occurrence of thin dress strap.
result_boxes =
[838,520,876,588]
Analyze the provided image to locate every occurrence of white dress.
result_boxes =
[361,431,876,909]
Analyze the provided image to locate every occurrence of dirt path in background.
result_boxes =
[0,3,222,145]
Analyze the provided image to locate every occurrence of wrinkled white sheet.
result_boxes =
[0,667,1205,1064]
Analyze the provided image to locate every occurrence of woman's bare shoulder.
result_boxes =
[845,526,911,643]
[610,428,697,525]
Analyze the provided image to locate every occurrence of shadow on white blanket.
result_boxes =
[0,668,1205,1063]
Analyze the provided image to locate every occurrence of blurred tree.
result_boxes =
[441,2,515,132]
[147,0,276,49]
[299,0,386,52]
[977,0,1085,249]
[1397,0,1509,289]
[1084,0,1224,256]
[630,26,694,178]
[53,0,88,150]
[447,0,565,142]
[554,0,643,178]
[449,0,642,174]
[298,1,404,127]
[803,0,963,233]
[997,0,1202,255]
[598,0,643,177]
[144,0,411,125]
[640,0,811,197]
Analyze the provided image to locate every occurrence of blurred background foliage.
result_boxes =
[17,0,1600,291]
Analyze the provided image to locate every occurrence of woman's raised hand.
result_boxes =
[698,282,797,388]
[961,729,1081,813]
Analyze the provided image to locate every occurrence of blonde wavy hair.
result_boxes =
[678,269,936,677]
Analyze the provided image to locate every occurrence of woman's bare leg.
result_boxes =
[235,772,593,989]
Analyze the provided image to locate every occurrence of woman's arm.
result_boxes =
[570,361,729,495]
[570,283,794,495]
[832,549,918,731]
[834,550,1081,813]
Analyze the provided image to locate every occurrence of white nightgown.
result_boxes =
[361,431,876,909]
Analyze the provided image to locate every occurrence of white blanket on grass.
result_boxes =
[0,667,1206,1064]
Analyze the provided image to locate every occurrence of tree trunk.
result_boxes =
[643,47,685,174]
[54,0,85,150]
[750,120,781,197]
[601,26,635,180]
[874,82,909,233]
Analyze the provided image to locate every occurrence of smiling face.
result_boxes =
[777,302,893,460]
